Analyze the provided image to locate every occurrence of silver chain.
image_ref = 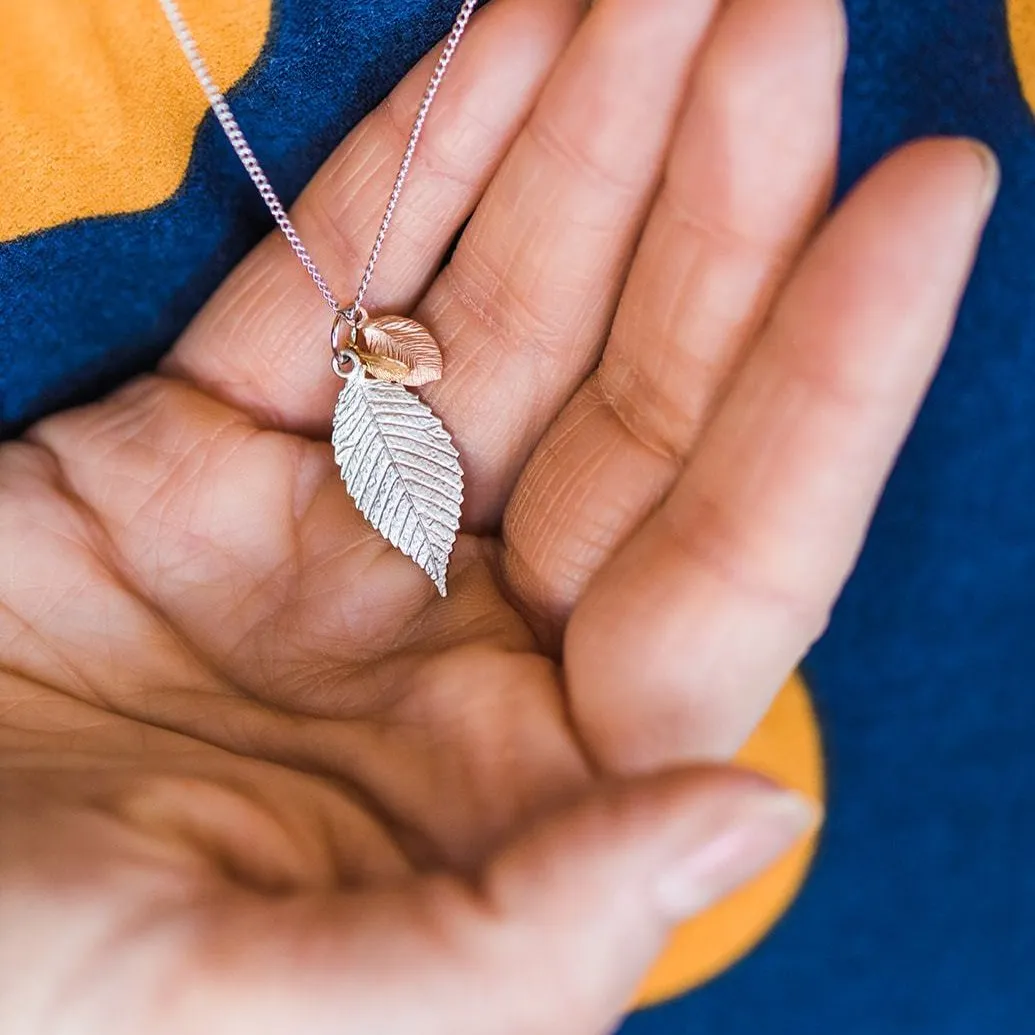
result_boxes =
[158,0,479,316]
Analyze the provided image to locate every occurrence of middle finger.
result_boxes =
[417,0,723,528]
[503,0,847,638]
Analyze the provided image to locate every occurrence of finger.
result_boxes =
[567,139,999,772]
[503,0,846,637]
[166,0,585,433]
[416,0,723,526]
[165,770,815,1034]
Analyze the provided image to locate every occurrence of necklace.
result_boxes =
[159,0,476,596]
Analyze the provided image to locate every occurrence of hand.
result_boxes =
[0,0,995,1031]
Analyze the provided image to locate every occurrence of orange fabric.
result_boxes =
[1008,0,1035,114]
[0,0,270,241]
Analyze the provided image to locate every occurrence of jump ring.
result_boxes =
[331,310,356,358]
[331,347,364,381]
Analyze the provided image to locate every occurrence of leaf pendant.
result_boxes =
[358,315,444,386]
[332,358,463,596]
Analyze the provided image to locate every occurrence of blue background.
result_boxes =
[1,1,1032,1031]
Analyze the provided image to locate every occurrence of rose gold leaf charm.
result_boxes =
[359,316,444,386]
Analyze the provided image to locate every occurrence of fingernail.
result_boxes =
[968,140,1000,217]
[654,789,819,921]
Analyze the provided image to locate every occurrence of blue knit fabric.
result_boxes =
[0,1,1032,1031]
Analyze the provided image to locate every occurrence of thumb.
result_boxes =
[183,768,816,1035]
[472,767,816,1033]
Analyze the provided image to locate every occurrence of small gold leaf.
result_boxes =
[360,315,444,386]
[355,351,412,382]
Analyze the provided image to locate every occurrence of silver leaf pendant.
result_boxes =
[331,348,464,596]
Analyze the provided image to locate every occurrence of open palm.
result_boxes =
[0,0,994,1032]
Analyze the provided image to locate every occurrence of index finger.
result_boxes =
[165,0,584,435]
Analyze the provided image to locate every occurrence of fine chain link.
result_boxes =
[158,0,479,317]
[158,0,338,310]
[350,0,478,315]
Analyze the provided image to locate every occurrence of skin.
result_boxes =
[0,0,997,1031]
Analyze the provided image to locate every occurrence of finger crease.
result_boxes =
[658,485,824,633]
[524,114,644,199]
[592,372,687,466]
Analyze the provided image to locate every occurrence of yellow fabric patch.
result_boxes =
[1009,0,1035,116]
[638,672,825,1006]
[0,0,270,242]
